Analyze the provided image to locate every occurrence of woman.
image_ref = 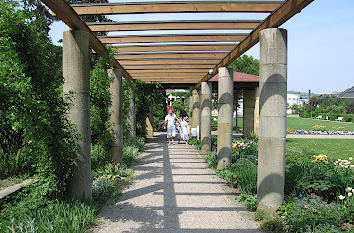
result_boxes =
[179,110,190,144]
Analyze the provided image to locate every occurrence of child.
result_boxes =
[180,115,190,144]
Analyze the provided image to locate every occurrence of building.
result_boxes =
[166,89,189,106]
[287,91,301,107]
[338,86,354,104]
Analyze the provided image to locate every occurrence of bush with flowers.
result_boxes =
[94,160,130,181]
[278,195,344,232]
[200,134,354,232]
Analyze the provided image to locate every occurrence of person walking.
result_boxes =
[180,110,190,144]
[164,109,180,145]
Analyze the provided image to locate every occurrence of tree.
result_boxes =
[228,54,260,75]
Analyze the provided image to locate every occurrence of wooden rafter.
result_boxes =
[114,53,227,59]
[88,21,262,32]
[115,45,234,52]
[40,0,133,81]
[118,59,219,65]
[99,34,246,44]
[128,69,209,73]
[69,2,282,15]
[195,0,315,88]
[123,64,214,69]
[131,72,204,76]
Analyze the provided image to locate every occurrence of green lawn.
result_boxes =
[287,117,354,131]
[286,138,354,160]
[212,116,243,130]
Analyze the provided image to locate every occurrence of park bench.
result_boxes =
[335,117,343,121]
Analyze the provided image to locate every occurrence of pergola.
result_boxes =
[41,0,314,210]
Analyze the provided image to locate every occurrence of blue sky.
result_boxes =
[49,0,354,94]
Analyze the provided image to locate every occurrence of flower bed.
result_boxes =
[201,137,354,232]
[287,129,354,135]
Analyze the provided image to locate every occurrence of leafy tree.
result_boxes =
[228,54,259,76]
[0,2,78,198]
[171,99,185,118]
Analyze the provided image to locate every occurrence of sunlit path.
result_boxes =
[92,133,262,233]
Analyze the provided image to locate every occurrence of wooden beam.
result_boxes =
[70,2,281,15]
[124,65,214,69]
[89,21,261,32]
[118,59,219,65]
[114,53,228,60]
[40,0,133,81]
[128,69,209,73]
[115,45,234,52]
[196,0,314,88]
[131,73,204,77]
[99,35,246,44]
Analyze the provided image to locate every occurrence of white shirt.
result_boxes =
[165,113,177,127]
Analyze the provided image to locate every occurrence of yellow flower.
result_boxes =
[312,154,328,164]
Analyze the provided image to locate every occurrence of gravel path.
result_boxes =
[92,133,263,233]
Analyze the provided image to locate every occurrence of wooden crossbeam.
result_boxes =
[115,53,227,59]
[89,21,262,32]
[131,72,204,77]
[99,35,246,44]
[123,64,214,69]
[40,0,133,81]
[196,0,315,88]
[70,2,282,15]
[115,45,234,52]
[118,59,219,65]
[128,69,209,73]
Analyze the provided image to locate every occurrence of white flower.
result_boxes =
[351,165,354,168]
[338,195,346,200]
[345,166,349,169]
[349,157,353,161]
[346,187,352,192]
[348,192,353,197]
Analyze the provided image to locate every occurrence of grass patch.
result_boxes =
[287,117,354,131]
[212,116,243,131]
[287,139,354,160]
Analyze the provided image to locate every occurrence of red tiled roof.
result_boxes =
[209,71,259,83]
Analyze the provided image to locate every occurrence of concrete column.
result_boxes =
[189,95,193,118]
[190,89,200,130]
[234,90,239,131]
[257,28,287,211]
[217,67,234,169]
[63,30,91,200]
[146,102,154,137]
[108,68,123,162]
[127,82,136,144]
[200,82,212,153]
[254,87,260,135]
[243,88,257,138]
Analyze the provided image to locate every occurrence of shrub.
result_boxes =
[278,195,344,232]
[205,153,217,169]
[236,193,257,211]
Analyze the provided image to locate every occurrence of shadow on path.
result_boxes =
[93,133,262,233]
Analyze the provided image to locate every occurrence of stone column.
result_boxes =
[254,87,260,135]
[146,102,154,137]
[200,82,212,153]
[108,68,123,162]
[63,30,91,200]
[188,95,193,118]
[127,82,136,144]
[217,67,234,169]
[257,28,287,211]
[190,89,200,130]
[234,90,239,131]
[243,88,257,138]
